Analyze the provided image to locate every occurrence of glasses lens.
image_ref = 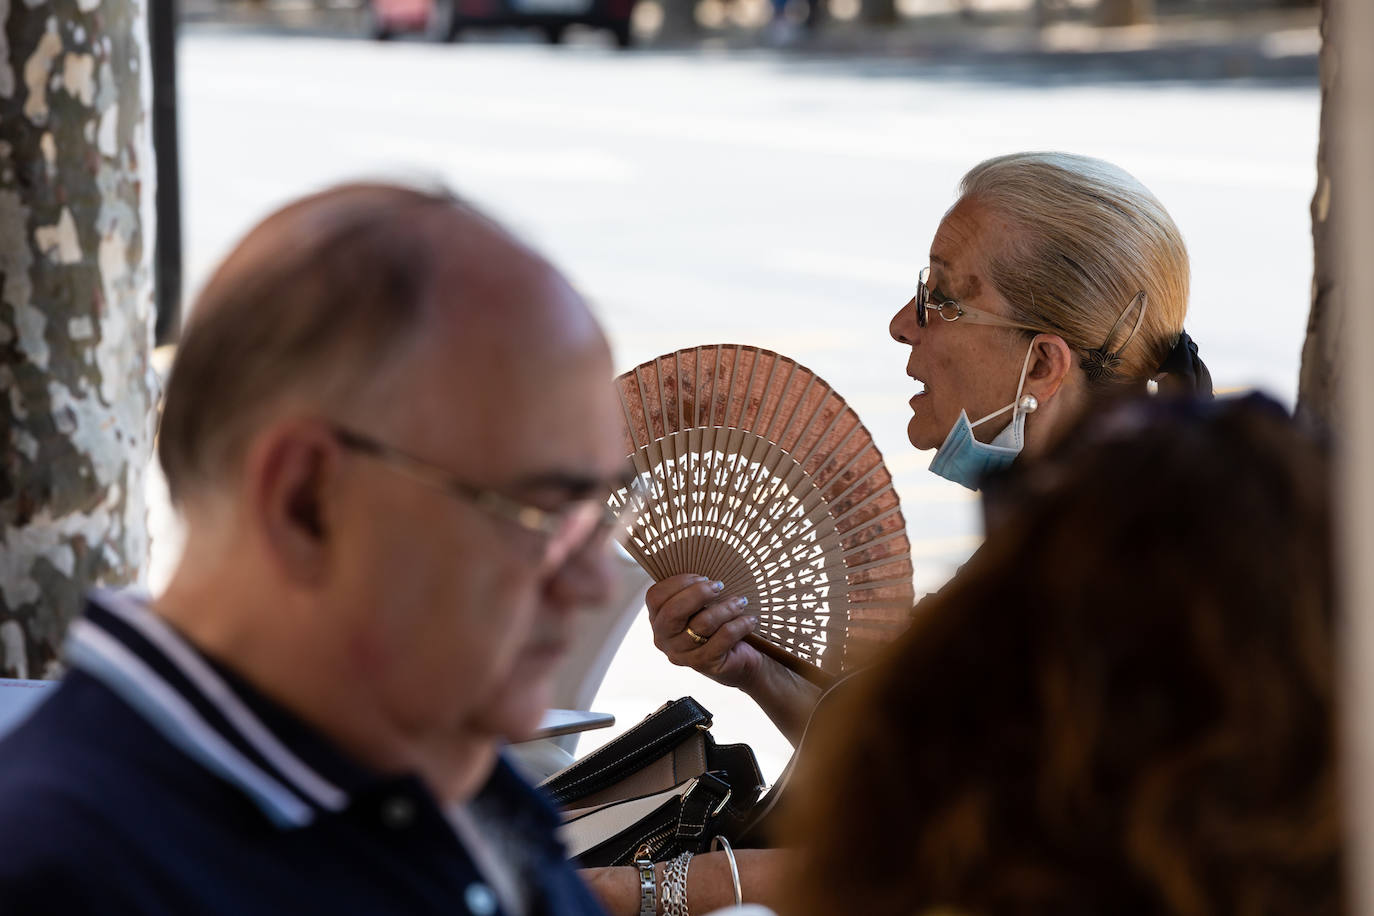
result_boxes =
[542,500,607,570]
[916,268,930,328]
[542,477,652,569]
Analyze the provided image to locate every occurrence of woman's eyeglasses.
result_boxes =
[915,267,1051,335]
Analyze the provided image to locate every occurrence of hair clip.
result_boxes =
[1080,348,1122,381]
[1080,290,1147,382]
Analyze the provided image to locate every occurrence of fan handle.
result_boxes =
[744,634,836,688]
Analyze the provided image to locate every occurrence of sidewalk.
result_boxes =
[802,7,1319,82]
[793,5,1318,80]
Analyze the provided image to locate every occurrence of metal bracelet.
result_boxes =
[710,835,742,907]
[661,850,693,916]
[635,856,656,916]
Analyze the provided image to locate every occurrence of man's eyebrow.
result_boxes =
[510,470,636,497]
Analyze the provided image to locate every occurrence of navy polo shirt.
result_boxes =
[0,591,607,916]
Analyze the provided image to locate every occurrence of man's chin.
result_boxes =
[475,691,552,743]
[475,675,558,741]
[469,642,567,740]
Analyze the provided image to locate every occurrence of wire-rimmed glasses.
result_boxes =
[332,425,646,570]
[915,267,1051,334]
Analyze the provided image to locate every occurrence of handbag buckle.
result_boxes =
[710,787,733,818]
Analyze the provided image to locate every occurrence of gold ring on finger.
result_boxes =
[685,626,709,646]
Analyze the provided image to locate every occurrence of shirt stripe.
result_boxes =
[66,620,315,828]
[96,590,348,812]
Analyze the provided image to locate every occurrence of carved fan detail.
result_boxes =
[608,344,916,685]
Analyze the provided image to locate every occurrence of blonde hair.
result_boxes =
[957,152,1189,391]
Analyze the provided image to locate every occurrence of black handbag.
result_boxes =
[539,697,765,866]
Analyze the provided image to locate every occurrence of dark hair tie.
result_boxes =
[1155,330,1214,398]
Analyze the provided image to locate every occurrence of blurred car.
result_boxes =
[368,0,636,46]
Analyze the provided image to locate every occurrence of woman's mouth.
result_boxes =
[908,373,928,404]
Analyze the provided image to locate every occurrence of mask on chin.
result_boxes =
[928,342,1040,491]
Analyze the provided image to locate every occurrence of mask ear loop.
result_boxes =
[970,341,1040,430]
[1081,290,1148,382]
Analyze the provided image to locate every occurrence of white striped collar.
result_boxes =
[65,589,355,829]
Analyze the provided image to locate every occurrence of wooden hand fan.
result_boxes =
[608,344,916,686]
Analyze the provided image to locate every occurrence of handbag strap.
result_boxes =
[541,697,713,805]
[672,771,732,848]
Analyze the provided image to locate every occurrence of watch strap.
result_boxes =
[635,856,657,916]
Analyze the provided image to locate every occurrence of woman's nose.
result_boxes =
[890,297,918,344]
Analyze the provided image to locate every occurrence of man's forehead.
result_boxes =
[386,314,620,482]
[495,375,625,480]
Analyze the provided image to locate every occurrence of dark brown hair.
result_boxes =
[779,395,1339,916]
[158,183,476,503]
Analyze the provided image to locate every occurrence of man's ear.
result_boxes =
[1024,334,1075,403]
[245,419,338,587]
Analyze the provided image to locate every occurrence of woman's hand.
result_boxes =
[645,573,821,744]
[646,573,763,691]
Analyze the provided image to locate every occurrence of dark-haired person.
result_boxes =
[0,184,627,915]
[779,393,1339,916]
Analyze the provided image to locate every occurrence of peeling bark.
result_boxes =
[1335,0,1374,908]
[1298,0,1338,430]
[861,0,897,28]
[0,0,156,680]
[1095,0,1153,27]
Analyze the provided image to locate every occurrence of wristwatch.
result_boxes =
[635,856,657,916]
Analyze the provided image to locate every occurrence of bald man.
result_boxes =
[0,185,626,915]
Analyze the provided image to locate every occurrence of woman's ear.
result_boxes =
[245,419,338,587]
[1025,334,1075,403]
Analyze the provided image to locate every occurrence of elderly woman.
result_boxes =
[647,150,1213,742]
[584,152,1214,914]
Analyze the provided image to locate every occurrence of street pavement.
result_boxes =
[163,25,1320,780]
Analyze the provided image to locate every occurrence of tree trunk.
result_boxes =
[150,0,181,345]
[656,0,701,42]
[862,0,896,27]
[1331,0,1374,909]
[1096,0,1153,26]
[0,0,156,679]
[1297,0,1337,428]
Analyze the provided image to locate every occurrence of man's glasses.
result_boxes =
[915,267,1051,335]
[331,426,644,570]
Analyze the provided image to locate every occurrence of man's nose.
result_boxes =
[890,297,918,344]
[545,539,617,612]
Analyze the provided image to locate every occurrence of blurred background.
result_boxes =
[155,0,1320,782]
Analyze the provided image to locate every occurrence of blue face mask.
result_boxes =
[928,342,1039,491]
